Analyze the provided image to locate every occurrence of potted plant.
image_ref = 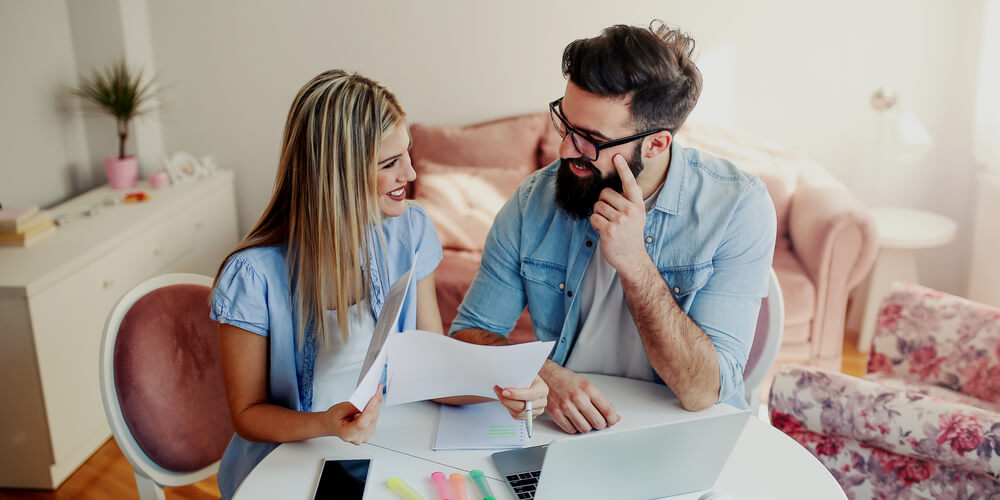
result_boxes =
[71,59,158,189]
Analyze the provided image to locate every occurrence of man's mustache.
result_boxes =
[562,158,601,176]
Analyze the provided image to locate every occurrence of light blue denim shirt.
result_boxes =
[449,143,776,410]
[209,203,442,500]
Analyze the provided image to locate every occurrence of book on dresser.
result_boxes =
[0,210,55,247]
[0,205,40,231]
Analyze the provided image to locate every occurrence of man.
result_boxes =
[452,21,776,434]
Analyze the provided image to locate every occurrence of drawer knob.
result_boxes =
[102,279,114,289]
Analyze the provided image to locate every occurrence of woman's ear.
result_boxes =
[644,131,672,158]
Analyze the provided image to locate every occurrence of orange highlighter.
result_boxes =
[449,473,468,500]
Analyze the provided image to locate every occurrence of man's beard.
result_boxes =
[554,144,644,219]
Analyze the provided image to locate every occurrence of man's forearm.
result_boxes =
[619,255,720,411]
[451,328,513,346]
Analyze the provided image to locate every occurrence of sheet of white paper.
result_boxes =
[348,264,414,411]
[348,347,387,411]
[433,402,527,450]
[383,330,554,406]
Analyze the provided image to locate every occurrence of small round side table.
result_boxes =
[853,207,957,353]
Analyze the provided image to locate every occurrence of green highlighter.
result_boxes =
[469,469,496,500]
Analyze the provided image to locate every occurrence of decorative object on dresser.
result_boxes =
[0,171,239,489]
[164,151,218,185]
[406,113,878,372]
[70,59,159,190]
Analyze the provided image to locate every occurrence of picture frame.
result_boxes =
[164,152,202,185]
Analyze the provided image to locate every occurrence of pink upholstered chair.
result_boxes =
[743,268,785,414]
[99,273,233,499]
[769,282,1000,498]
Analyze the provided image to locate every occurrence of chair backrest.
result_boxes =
[743,268,785,411]
[99,273,234,489]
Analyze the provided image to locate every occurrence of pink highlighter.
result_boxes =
[431,472,451,500]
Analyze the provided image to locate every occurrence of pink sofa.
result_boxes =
[407,113,878,370]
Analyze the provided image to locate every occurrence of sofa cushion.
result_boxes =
[409,113,548,171]
[413,161,527,251]
[676,122,797,239]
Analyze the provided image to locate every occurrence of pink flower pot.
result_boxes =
[104,155,138,189]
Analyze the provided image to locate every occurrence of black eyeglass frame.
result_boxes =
[549,98,670,162]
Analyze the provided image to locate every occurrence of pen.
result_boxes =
[449,473,467,500]
[388,476,427,500]
[469,469,496,500]
[525,401,533,438]
[431,472,450,500]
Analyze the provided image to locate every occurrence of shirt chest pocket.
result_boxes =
[660,263,713,310]
[520,258,568,334]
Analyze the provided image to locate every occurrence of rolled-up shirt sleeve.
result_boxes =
[687,179,776,405]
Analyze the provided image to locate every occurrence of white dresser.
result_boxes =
[0,171,239,489]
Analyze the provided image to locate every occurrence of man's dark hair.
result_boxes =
[562,20,702,133]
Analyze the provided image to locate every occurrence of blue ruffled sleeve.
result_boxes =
[210,253,270,336]
[407,203,443,281]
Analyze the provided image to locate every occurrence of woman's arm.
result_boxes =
[414,271,444,334]
[219,324,382,444]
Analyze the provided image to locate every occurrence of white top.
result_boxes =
[565,188,662,382]
[871,206,957,249]
[311,300,375,412]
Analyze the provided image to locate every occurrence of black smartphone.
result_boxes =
[312,458,372,500]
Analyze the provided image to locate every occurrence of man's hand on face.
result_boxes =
[542,363,621,433]
[590,154,648,276]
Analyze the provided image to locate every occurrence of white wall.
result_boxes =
[0,1,985,297]
[0,0,92,208]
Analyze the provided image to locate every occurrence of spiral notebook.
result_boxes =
[433,402,528,450]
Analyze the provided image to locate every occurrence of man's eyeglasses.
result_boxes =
[549,98,668,162]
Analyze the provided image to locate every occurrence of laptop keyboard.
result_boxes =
[505,470,542,499]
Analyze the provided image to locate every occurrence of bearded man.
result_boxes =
[451,21,777,433]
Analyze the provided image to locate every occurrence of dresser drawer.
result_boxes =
[28,225,177,464]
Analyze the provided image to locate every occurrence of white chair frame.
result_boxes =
[99,273,219,500]
[743,268,784,415]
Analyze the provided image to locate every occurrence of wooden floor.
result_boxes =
[0,330,870,500]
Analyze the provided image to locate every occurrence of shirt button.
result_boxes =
[558,282,565,290]
[586,240,593,247]
[567,291,573,297]
[673,286,681,294]
[646,236,654,243]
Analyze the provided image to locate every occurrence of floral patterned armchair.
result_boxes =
[769,282,1000,499]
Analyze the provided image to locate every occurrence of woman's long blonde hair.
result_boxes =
[216,70,405,347]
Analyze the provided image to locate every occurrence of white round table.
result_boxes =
[233,375,846,500]
[854,207,957,352]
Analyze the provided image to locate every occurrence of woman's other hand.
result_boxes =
[494,375,548,420]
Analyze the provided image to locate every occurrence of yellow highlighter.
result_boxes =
[388,476,427,500]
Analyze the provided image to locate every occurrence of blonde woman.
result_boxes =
[210,70,443,498]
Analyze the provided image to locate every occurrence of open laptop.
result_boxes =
[492,411,750,500]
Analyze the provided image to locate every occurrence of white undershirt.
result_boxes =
[311,300,375,412]
[565,186,662,382]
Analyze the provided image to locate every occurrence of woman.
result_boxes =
[210,70,443,498]
[211,70,546,498]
